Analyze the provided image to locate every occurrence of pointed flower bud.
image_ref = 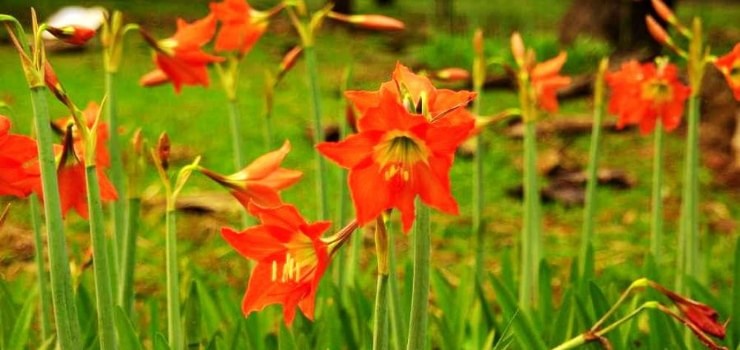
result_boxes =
[139,69,170,87]
[651,0,677,25]
[157,132,171,171]
[434,67,470,82]
[280,46,303,73]
[327,12,405,31]
[510,32,526,67]
[646,16,670,46]
[44,61,72,107]
[46,25,96,45]
[473,29,484,57]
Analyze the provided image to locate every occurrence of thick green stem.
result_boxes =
[303,45,328,219]
[578,59,607,280]
[30,87,82,349]
[166,208,183,350]
[406,203,431,350]
[677,94,700,293]
[373,217,390,350]
[29,194,52,340]
[520,118,542,307]
[650,123,665,263]
[105,71,126,276]
[84,166,117,350]
[118,198,140,316]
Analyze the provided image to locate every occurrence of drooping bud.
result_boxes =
[327,12,405,31]
[44,61,72,106]
[434,67,470,82]
[46,25,96,45]
[139,69,170,87]
[276,46,303,83]
[650,281,727,339]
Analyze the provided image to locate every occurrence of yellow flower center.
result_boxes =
[642,79,673,103]
[271,234,318,283]
[373,131,430,182]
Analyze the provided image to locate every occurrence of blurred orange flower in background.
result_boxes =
[210,0,267,54]
[715,43,740,100]
[606,60,691,134]
[0,116,39,198]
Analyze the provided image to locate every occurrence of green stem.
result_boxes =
[578,59,607,280]
[30,87,82,349]
[590,278,648,331]
[387,223,406,350]
[472,84,484,282]
[520,118,541,307]
[105,71,126,279]
[29,194,52,340]
[406,203,431,350]
[166,208,183,350]
[85,166,117,350]
[650,123,665,263]
[373,217,390,350]
[677,94,700,293]
[118,198,140,316]
[227,99,250,228]
[303,45,328,220]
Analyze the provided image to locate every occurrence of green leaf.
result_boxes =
[8,288,37,350]
[549,288,574,345]
[431,269,455,349]
[489,274,547,350]
[38,335,56,350]
[114,306,143,350]
[589,282,620,346]
[278,321,296,350]
[195,281,222,338]
[0,279,18,349]
[154,333,171,350]
[184,282,203,349]
[537,261,553,333]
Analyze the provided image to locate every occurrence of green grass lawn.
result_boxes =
[0,1,738,348]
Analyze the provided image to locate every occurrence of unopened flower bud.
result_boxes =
[651,0,677,25]
[46,25,96,45]
[510,32,526,67]
[157,132,171,171]
[473,29,484,56]
[44,62,71,106]
[131,128,144,155]
[139,69,170,87]
[279,46,303,75]
[646,16,670,45]
[434,67,470,82]
[328,12,405,31]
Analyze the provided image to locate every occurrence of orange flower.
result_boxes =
[605,60,691,134]
[199,141,302,210]
[140,14,224,93]
[715,43,740,100]
[0,115,39,198]
[34,124,117,219]
[318,82,474,232]
[221,203,332,324]
[510,33,571,113]
[210,0,267,54]
[346,63,476,129]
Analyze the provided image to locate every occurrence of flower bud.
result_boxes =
[279,46,303,75]
[139,69,170,87]
[157,132,171,171]
[434,67,470,82]
[646,16,669,45]
[473,29,484,57]
[46,25,96,45]
[651,0,677,24]
[44,62,71,106]
[510,32,526,67]
[327,12,405,31]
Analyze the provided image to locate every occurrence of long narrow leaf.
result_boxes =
[489,274,547,350]
[8,289,37,350]
[114,306,143,350]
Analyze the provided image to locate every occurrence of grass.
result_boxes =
[0,0,738,348]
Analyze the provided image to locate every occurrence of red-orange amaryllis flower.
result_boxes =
[317,90,473,232]
[33,126,117,219]
[199,140,302,210]
[346,63,476,129]
[140,14,224,93]
[0,115,39,197]
[715,43,740,100]
[606,60,691,134]
[221,203,332,324]
[510,33,572,113]
[210,0,268,54]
